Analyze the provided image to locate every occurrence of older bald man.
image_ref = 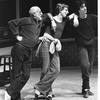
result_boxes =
[5,6,55,100]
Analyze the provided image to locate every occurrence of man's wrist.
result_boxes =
[47,13,54,21]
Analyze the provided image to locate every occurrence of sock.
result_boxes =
[35,89,40,95]
[5,91,11,100]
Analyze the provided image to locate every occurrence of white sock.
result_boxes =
[35,89,40,95]
[84,89,89,91]
[47,94,52,97]
[5,91,11,100]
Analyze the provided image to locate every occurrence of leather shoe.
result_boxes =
[34,93,39,100]
[83,89,89,98]
[34,93,46,100]
[82,89,94,96]
[52,94,55,98]
[46,95,52,100]
[88,90,94,96]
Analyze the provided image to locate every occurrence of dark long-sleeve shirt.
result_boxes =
[8,14,50,48]
[44,18,69,39]
[74,14,97,46]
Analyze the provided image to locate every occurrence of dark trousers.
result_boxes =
[6,44,33,100]
[35,42,60,96]
[78,45,95,89]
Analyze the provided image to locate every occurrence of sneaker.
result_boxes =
[34,89,40,100]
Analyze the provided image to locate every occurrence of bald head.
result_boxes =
[29,6,43,21]
[29,6,41,15]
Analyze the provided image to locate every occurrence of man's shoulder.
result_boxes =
[20,17,34,23]
[20,17,31,20]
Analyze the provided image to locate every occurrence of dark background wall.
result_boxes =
[0,0,16,27]
[0,0,97,27]
[52,0,97,15]
[20,0,97,16]
[20,0,50,17]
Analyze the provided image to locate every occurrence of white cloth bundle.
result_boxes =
[49,39,62,54]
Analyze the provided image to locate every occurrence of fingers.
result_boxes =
[73,15,79,27]
[39,36,49,43]
[16,35,23,41]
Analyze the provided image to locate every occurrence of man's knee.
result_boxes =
[54,66,60,75]
[81,62,90,68]
[21,73,30,82]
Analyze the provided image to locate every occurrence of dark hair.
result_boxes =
[74,0,86,14]
[55,3,69,15]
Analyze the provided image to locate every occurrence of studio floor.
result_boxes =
[0,67,98,100]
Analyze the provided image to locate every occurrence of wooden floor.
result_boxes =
[0,67,98,100]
